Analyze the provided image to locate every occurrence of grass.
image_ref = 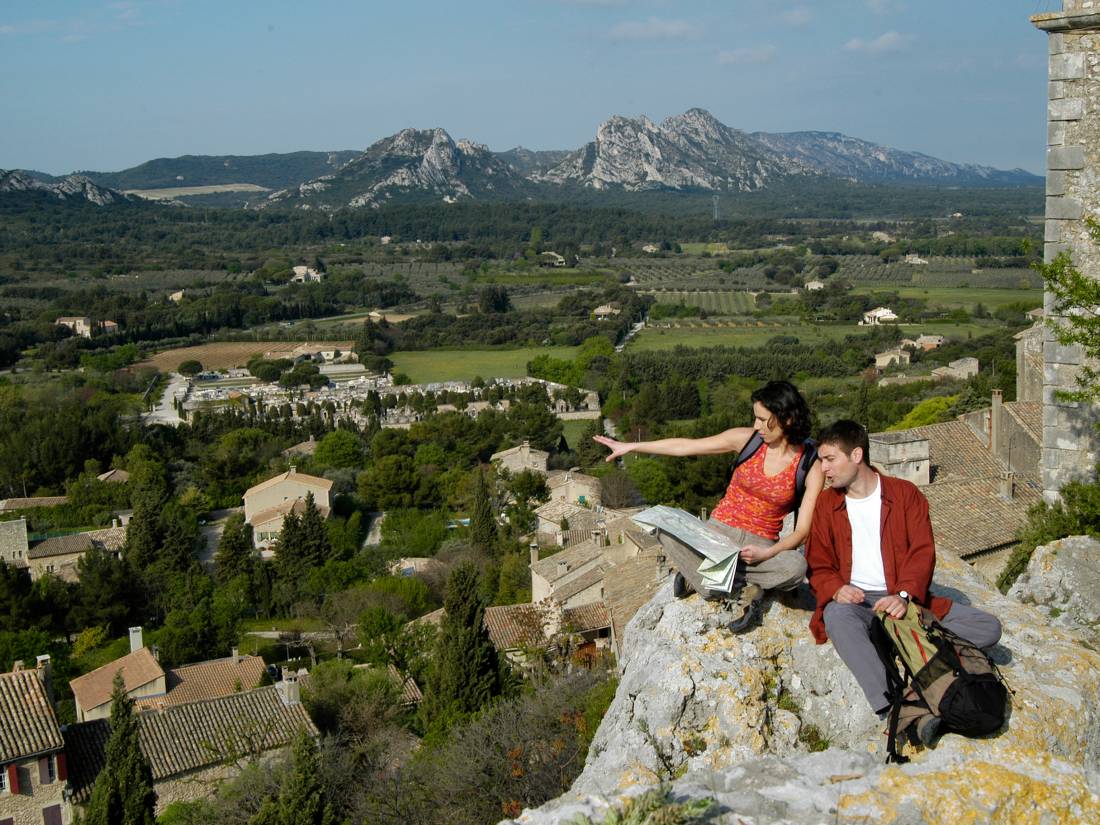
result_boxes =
[388,346,580,384]
[475,268,616,287]
[239,617,325,634]
[561,418,595,450]
[626,320,997,352]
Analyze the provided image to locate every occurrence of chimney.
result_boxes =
[991,389,1003,457]
[289,465,297,474]
[699,506,708,522]
[999,471,1015,501]
[529,542,539,565]
[151,644,160,662]
[36,655,54,705]
[231,647,240,662]
[12,660,23,672]
[591,529,603,547]
[129,626,143,653]
[277,672,301,706]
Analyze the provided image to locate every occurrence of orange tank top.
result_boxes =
[710,442,801,540]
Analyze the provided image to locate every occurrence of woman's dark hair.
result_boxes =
[750,380,812,444]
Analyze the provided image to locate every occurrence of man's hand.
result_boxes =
[833,584,865,604]
[873,595,908,619]
[739,544,773,565]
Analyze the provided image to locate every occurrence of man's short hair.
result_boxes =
[817,419,871,466]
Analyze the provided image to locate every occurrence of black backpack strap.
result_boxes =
[791,439,818,529]
[731,430,764,474]
[869,617,916,764]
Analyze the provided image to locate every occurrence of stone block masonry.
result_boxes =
[1032,2,1100,502]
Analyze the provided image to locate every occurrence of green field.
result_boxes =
[850,286,1042,311]
[645,290,758,314]
[679,242,732,255]
[476,268,615,287]
[389,346,580,384]
[627,321,997,352]
[561,418,595,450]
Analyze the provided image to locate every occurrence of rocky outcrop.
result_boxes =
[504,549,1100,823]
[1008,535,1100,647]
[0,170,129,205]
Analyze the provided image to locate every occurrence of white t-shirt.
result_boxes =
[846,475,887,592]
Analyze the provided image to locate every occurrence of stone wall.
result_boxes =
[0,518,28,565]
[1032,1,1100,501]
[0,755,70,825]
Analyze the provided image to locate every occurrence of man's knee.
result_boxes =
[950,607,1002,649]
[823,600,868,635]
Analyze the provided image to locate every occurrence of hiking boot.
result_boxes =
[916,715,942,747]
[672,572,693,599]
[728,584,764,633]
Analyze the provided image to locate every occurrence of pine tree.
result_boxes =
[420,563,507,735]
[215,513,256,585]
[83,674,156,825]
[297,492,332,567]
[469,467,497,553]
[249,731,338,825]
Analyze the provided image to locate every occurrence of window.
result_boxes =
[38,755,55,785]
[0,765,7,793]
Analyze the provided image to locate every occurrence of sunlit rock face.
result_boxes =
[1009,535,1100,648]
[503,546,1100,824]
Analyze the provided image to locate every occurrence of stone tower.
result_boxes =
[1031,1,1100,501]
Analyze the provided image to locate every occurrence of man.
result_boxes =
[805,420,1001,742]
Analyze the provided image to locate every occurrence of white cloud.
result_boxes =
[845,30,907,55]
[608,17,699,41]
[718,45,776,65]
[781,7,812,26]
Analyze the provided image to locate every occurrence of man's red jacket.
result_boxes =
[805,472,953,644]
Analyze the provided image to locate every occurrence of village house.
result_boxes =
[100,321,118,335]
[0,497,68,513]
[535,500,598,546]
[281,435,318,460]
[0,659,68,825]
[641,243,660,254]
[70,629,166,722]
[593,304,621,321]
[860,306,898,326]
[95,468,129,484]
[538,251,567,268]
[168,289,186,303]
[932,356,980,382]
[547,469,601,507]
[242,468,333,551]
[26,524,126,582]
[65,676,316,816]
[0,518,29,567]
[915,334,946,351]
[803,280,825,291]
[904,253,929,265]
[54,317,92,338]
[490,440,550,475]
[291,265,324,283]
[874,348,911,370]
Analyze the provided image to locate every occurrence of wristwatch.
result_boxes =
[898,590,910,601]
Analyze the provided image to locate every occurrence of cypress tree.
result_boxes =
[84,673,156,825]
[249,731,338,825]
[420,563,507,735]
[215,513,256,584]
[297,492,332,567]
[469,466,497,553]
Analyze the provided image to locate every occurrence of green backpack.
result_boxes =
[870,601,1010,763]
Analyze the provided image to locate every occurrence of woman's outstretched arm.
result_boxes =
[592,427,755,462]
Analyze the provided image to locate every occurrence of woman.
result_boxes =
[593,380,825,633]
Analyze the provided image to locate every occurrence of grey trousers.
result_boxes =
[658,518,807,598]
[823,591,1003,712]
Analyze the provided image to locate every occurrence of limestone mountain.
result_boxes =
[267,128,532,209]
[0,170,132,206]
[497,146,572,176]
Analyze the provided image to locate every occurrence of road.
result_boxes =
[143,372,188,427]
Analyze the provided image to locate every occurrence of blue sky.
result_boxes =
[1,1,1059,175]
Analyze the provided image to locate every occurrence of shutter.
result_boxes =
[42,805,63,825]
[38,755,49,784]
[1,817,13,825]
[55,753,67,782]
[6,763,18,794]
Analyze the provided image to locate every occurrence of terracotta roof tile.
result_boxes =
[890,421,1004,484]
[70,648,165,714]
[243,469,333,500]
[28,526,126,560]
[552,564,609,602]
[923,476,1042,559]
[483,604,546,651]
[133,655,266,710]
[562,601,611,633]
[604,556,668,657]
[530,539,604,583]
[0,668,64,762]
[0,496,68,512]
[1005,401,1042,445]
[64,685,317,802]
[249,497,331,529]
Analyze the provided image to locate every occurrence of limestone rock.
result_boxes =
[1009,535,1100,646]
[503,550,1100,823]
[0,169,128,205]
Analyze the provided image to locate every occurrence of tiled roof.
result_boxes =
[27,526,126,560]
[70,648,165,713]
[299,663,422,706]
[535,499,594,525]
[0,668,64,762]
[1005,401,1042,446]
[530,539,605,583]
[282,438,318,457]
[133,655,266,711]
[900,421,1005,484]
[249,497,331,529]
[0,496,68,512]
[562,601,611,633]
[552,564,609,603]
[64,685,318,802]
[243,469,333,500]
[604,556,669,657]
[96,469,130,483]
[923,476,1042,559]
[491,443,549,462]
[484,604,546,651]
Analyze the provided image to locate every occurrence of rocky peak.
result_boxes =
[0,169,127,205]
[505,547,1100,823]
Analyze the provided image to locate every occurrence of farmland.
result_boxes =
[642,290,758,315]
[626,320,996,352]
[140,340,354,372]
[388,346,581,384]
